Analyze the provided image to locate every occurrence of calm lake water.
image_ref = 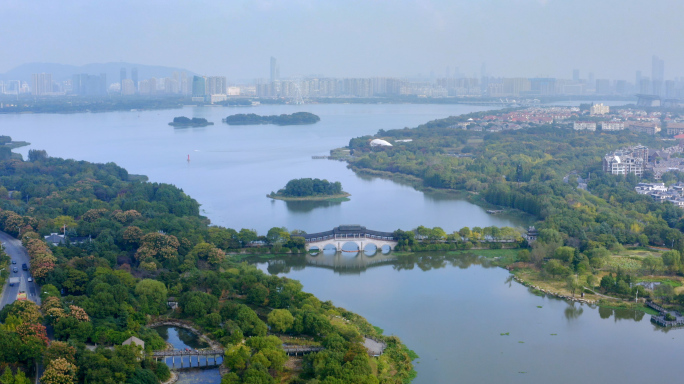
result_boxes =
[258,252,684,384]
[2,103,524,234]
[4,101,671,384]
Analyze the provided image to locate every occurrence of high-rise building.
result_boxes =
[205,76,227,95]
[163,78,179,94]
[502,78,531,96]
[31,73,53,95]
[131,67,138,89]
[72,73,107,95]
[270,57,279,83]
[640,77,651,94]
[651,55,665,96]
[120,67,127,89]
[530,78,556,95]
[138,79,150,94]
[192,76,206,97]
[652,55,664,82]
[596,79,611,95]
[572,69,580,82]
[148,78,157,95]
[636,70,642,88]
[665,80,676,98]
[121,79,135,95]
[180,72,189,95]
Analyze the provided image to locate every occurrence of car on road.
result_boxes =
[12,267,18,273]
[11,260,16,264]
[27,277,33,282]
[21,263,28,271]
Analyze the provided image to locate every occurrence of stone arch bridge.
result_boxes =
[296,225,398,252]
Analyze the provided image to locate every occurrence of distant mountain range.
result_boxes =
[0,62,197,83]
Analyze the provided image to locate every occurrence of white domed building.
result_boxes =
[370,139,393,147]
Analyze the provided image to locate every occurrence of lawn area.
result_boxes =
[622,248,663,257]
[605,256,643,272]
[512,267,602,301]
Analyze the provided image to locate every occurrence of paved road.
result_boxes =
[0,231,41,310]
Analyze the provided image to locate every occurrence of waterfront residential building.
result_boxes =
[192,76,206,97]
[121,79,135,95]
[31,73,53,95]
[502,78,531,96]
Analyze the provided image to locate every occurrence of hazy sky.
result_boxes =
[2,0,683,81]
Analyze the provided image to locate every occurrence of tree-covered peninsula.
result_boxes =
[223,112,320,126]
[168,116,213,127]
[341,110,684,313]
[0,149,415,384]
[268,178,350,201]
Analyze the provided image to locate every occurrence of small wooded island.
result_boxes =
[223,112,320,126]
[268,178,350,201]
[168,116,214,127]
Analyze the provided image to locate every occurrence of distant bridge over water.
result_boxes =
[297,225,398,252]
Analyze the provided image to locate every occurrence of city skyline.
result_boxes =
[2,0,684,80]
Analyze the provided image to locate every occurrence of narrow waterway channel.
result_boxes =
[154,326,223,384]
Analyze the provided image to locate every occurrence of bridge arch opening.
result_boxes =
[308,246,320,256]
[381,244,392,254]
[363,243,378,256]
[322,244,337,255]
[341,242,360,256]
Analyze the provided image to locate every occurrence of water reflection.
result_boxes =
[564,304,584,321]
[252,249,682,384]
[261,251,504,276]
[259,251,654,327]
[283,199,345,213]
[598,307,645,323]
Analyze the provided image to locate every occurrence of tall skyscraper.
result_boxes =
[652,55,664,96]
[192,76,206,97]
[572,69,580,82]
[270,57,279,83]
[120,67,127,89]
[180,72,189,95]
[31,73,52,95]
[131,67,138,89]
[652,55,664,81]
[205,76,227,95]
[636,70,642,88]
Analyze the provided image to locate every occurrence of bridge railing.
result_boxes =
[305,234,396,243]
[152,349,225,357]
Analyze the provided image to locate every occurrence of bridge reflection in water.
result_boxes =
[267,251,397,275]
